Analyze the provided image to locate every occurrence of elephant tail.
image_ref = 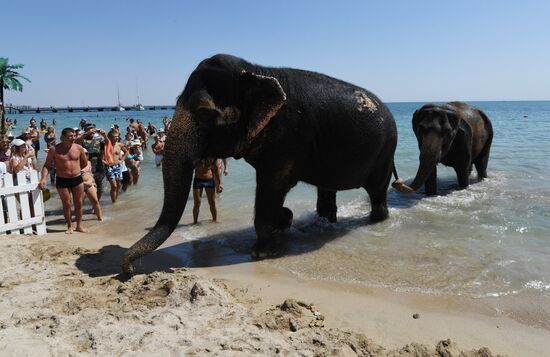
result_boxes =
[392,163,399,181]
[391,163,414,193]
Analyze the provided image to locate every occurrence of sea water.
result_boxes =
[8,101,550,323]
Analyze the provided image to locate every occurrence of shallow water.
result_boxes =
[10,101,550,317]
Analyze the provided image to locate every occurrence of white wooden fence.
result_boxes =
[1,170,47,235]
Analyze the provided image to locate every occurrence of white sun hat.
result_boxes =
[9,138,26,148]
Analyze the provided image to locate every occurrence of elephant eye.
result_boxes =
[195,107,221,126]
[417,123,430,133]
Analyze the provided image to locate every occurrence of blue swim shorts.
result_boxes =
[106,163,123,181]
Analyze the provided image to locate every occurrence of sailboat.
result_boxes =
[133,82,145,111]
[115,88,125,111]
[133,95,145,111]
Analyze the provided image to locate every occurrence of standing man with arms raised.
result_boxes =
[76,123,107,200]
[39,128,88,234]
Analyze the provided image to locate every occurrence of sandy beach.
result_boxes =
[1,207,549,356]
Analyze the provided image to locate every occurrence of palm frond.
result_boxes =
[3,77,24,91]
[4,70,31,83]
[8,63,25,70]
[17,74,31,83]
[0,58,30,92]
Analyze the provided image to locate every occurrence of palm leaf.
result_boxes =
[18,74,31,83]
[0,58,30,92]
[3,77,24,91]
[4,70,30,83]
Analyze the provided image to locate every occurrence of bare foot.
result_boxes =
[65,228,73,234]
[75,226,88,233]
[97,215,103,221]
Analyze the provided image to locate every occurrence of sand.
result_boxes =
[1,212,549,356]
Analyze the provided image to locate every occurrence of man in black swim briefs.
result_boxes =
[192,159,221,224]
[39,128,88,234]
[56,175,84,189]
[193,177,215,189]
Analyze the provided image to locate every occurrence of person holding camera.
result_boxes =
[76,123,108,200]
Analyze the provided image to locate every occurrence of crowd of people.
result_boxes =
[1,116,229,233]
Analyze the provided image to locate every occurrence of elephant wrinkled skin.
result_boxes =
[398,101,493,195]
[123,54,400,273]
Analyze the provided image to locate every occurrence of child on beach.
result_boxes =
[8,139,36,183]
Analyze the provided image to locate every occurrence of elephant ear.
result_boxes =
[239,71,286,141]
[440,108,460,137]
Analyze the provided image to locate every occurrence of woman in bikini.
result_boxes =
[82,150,103,221]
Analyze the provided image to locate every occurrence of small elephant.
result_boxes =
[123,54,401,273]
[398,101,493,195]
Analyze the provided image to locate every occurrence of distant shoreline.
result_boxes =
[6,99,549,110]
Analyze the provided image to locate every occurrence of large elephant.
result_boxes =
[397,101,493,195]
[122,54,401,273]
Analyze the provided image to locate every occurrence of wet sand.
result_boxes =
[1,199,548,356]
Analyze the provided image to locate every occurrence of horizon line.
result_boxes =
[6,99,550,108]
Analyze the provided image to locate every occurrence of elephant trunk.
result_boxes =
[407,134,442,191]
[122,109,198,274]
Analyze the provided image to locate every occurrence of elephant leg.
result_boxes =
[316,188,337,223]
[275,207,293,231]
[474,146,491,180]
[425,166,438,195]
[364,161,392,223]
[454,162,471,189]
[251,172,294,258]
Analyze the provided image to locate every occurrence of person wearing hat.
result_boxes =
[8,138,36,182]
[39,128,88,234]
[76,123,107,200]
[126,139,143,184]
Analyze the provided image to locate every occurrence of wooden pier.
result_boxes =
[5,105,175,114]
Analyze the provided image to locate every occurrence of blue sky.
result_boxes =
[3,0,549,106]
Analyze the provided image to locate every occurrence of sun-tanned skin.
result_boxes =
[192,159,220,224]
[40,129,88,234]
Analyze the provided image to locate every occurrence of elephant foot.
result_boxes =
[369,207,388,223]
[275,207,293,231]
[250,236,283,259]
[317,210,337,223]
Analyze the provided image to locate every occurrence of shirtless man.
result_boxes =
[28,118,40,159]
[151,135,164,167]
[39,128,88,234]
[104,129,127,203]
[192,159,221,224]
[136,122,148,148]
